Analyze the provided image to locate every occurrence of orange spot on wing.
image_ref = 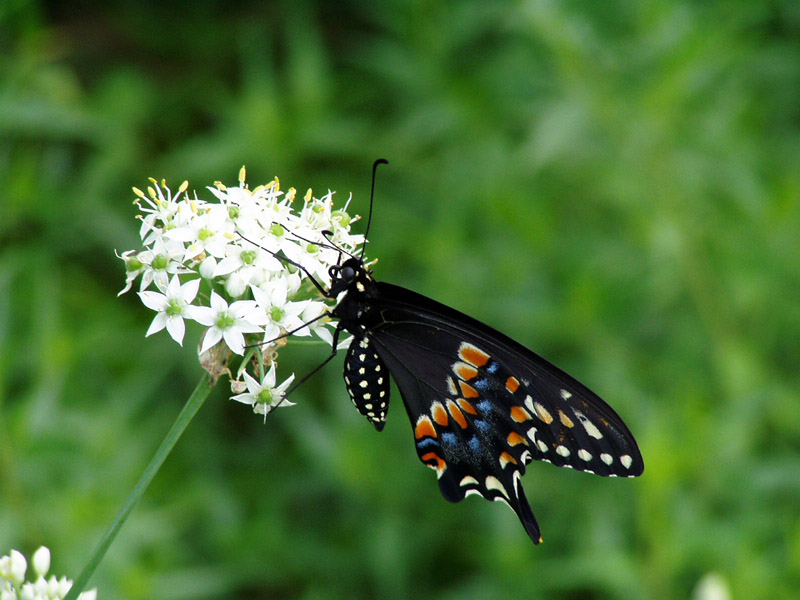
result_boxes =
[431,402,449,426]
[421,452,447,474]
[447,400,469,428]
[505,377,520,393]
[500,451,518,467]
[415,416,437,440]
[459,344,490,367]
[510,406,532,423]
[534,402,553,424]
[455,363,479,381]
[507,432,528,447]
[459,380,480,399]
[457,398,478,415]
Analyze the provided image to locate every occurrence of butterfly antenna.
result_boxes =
[321,230,358,262]
[277,223,340,254]
[237,232,332,299]
[361,158,389,260]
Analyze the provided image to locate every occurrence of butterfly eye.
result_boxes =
[340,265,356,282]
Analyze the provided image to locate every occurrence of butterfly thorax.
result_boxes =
[329,257,381,336]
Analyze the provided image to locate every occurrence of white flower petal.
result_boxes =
[199,327,223,354]
[227,300,258,318]
[165,315,187,345]
[184,304,213,324]
[145,313,168,337]
[231,391,255,405]
[214,256,241,277]
[209,291,228,312]
[242,371,261,394]
[199,255,217,279]
[163,227,196,242]
[138,290,167,311]
[181,278,201,303]
[166,275,182,297]
[263,363,277,387]
[222,328,246,355]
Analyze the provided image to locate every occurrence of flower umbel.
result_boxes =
[0,546,97,600]
[119,167,363,415]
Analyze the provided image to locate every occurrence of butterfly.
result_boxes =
[307,163,645,545]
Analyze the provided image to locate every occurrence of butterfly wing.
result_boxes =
[366,281,643,543]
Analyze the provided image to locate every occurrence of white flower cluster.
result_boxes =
[0,547,96,600]
[118,167,363,418]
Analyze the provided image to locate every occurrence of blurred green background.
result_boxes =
[2,1,799,598]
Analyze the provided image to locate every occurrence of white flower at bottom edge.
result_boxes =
[138,276,205,346]
[31,547,49,578]
[193,291,267,355]
[0,549,27,585]
[231,366,296,421]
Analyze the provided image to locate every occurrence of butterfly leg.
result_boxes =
[277,322,347,402]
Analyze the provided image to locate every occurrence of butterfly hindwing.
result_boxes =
[367,320,544,541]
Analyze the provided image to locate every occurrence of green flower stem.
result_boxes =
[65,373,215,600]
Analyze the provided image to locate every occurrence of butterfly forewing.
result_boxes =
[371,282,643,474]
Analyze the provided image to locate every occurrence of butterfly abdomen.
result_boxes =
[343,336,390,431]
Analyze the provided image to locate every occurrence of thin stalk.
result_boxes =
[65,373,215,600]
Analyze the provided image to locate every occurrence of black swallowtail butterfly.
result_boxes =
[304,161,645,545]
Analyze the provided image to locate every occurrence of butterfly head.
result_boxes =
[328,257,373,298]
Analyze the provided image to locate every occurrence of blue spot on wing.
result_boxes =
[486,362,500,374]
[468,436,481,452]
[441,432,458,446]
[473,377,491,391]
[416,438,438,449]
[476,400,493,414]
[474,419,491,433]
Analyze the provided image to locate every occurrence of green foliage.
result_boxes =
[2,1,799,598]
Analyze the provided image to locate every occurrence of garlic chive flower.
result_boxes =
[0,546,97,600]
[119,167,364,416]
[231,365,296,421]
[138,276,205,346]
[193,291,267,356]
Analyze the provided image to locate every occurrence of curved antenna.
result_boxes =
[279,224,359,266]
[237,232,332,298]
[361,158,389,260]
[321,230,358,262]
[277,223,341,254]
